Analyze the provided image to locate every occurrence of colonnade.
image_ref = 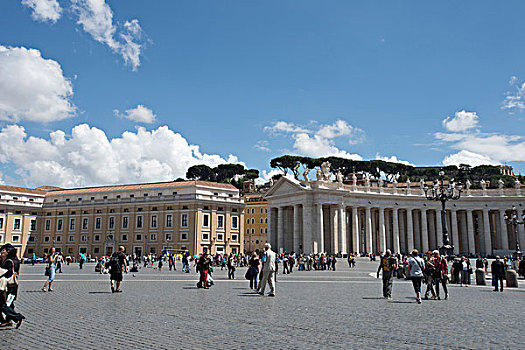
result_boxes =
[268,203,525,256]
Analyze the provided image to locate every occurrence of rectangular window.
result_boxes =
[137,215,143,228]
[246,218,250,224]
[231,234,238,242]
[94,234,100,241]
[13,218,21,230]
[28,236,35,242]
[30,219,36,231]
[109,217,115,229]
[12,235,20,242]
[81,235,88,242]
[45,219,51,231]
[0,218,3,229]
[82,218,88,230]
[121,234,128,241]
[94,247,100,254]
[150,233,157,241]
[202,233,209,241]
[136,234,142,241]
[231,216,238,230]
[181,232,188,240]
[95,217,101,230]
[151,215,157,228]
[165,233,172,241]
[203,213,210,228]
[56,235,62,242]
[217,233,223,241]
[57,219,63,231]
[68,235,75,242]
[166,214,173,228]
[181,214,188,227]
[69,218,75,230]
[44,236,50,242]
[122,216,129,229]
[217,215,224,229]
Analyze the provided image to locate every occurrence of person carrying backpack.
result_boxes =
[107,246,128,293]
[377,249,398,300]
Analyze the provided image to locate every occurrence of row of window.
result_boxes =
[244,208,268,214]
[45,214,239,231]
[40,232,191,243]
[0,234,19,243]
[246,228,268,234]
[246,218,268,224]
[0,218,36,231]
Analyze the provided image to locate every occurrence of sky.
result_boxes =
[1,1,525,188]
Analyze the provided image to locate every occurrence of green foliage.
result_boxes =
[186,164,216,181]
[185,163,258,190]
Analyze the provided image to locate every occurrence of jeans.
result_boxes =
[48,266,56,282]
[382,270,393,298]
[494,274,504,291]
[434,276,448,298]
[249,267,259,289]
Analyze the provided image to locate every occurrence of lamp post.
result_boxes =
[504,206,524,268]
[423,170,462,257]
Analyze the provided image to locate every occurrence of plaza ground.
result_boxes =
[2,259,524,349]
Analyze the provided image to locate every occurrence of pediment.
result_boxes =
[264,177,309,198]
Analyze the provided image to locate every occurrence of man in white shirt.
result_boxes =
[258,243,276,297]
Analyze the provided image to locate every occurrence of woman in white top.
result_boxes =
[407,249,425,304]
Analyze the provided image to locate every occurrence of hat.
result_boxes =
[432,250,439,254]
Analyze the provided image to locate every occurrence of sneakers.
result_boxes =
[417,298,422,304]
[111,286,115,293]
[268,293,275,297]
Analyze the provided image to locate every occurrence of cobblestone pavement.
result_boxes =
[2,259,524,349]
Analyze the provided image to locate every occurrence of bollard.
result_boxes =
[506,269,519,288]
[475,268,486,285]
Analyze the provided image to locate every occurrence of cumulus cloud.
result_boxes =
[263,119,364,159]
[375,153,414,166]
[502,76,525,112]
[254,169,293,186]
[71,0,146,70]
[436,110,525,166]
[442,110,479,132]
[114,105,156,124]
[0,124,241,187]
[21,0,62,23]
[442,150,497,167]
[0,45,75,123]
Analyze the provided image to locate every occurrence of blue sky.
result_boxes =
[1,1,525,188]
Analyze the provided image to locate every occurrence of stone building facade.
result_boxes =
[0,185,47,258]
[29,181,244,258]
[264,177,525,256]
[243,194,268,253]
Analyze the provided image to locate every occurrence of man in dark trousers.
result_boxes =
[377,249,398,300]
[107,246,128,293]
[491,256,505,292]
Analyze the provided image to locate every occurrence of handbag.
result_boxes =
[245,269,251,280]
[45,266,50,276]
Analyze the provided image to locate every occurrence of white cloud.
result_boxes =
[21,0,62,23]
[114,105,156,124]
[263,119,365,159]
[502,76,525,112]
[0,124,241,187]
[254,169,293,186]
[0,45,75,123]
[71,0,146,70]
[254,140,271,152]
[442,110,479,132]
[375,153,414,166]
[442,150,497,167]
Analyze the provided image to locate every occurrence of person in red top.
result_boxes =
[433,250,449,300]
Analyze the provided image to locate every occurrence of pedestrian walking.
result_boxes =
[491,256,505,292]
[460,257,470,287]
[423,251,436,300]
[107,246,128,293]
[248,252,260,290]
[433,250,449,300]
[227,253,236,279]
[56,253,63,273]
[407,249,425,304]
[42,247,57,292]
[197,252,211,289]
[258,243,276,297]
[377,249,397,300]
[0,244,25,328]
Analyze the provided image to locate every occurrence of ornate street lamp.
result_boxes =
[423,170,462,257]
[504,206,524,266]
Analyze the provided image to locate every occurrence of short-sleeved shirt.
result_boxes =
[408,256,425,278]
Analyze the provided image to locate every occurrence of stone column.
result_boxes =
[331,206,339,254]
[518,209,525,252]
[451,210,460,255]
[420,209,429,253]
[316,204,324,253]
[466,210,476,255]
[392,208,400,254]
[365,207,372,254]
[435,210,443,249]
[378,207,386,254]
[267,207,273,248]
[482,209,492,255]
[302,203,313,254]
[293,204,301,253]
[338,204,347,255]
[428,211,436,250]
[277,207,284,253]
[352,207,360,254]
[498,210,509,251]
[406,209,414,252]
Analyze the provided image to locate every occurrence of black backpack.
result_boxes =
[109,254,121,273]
